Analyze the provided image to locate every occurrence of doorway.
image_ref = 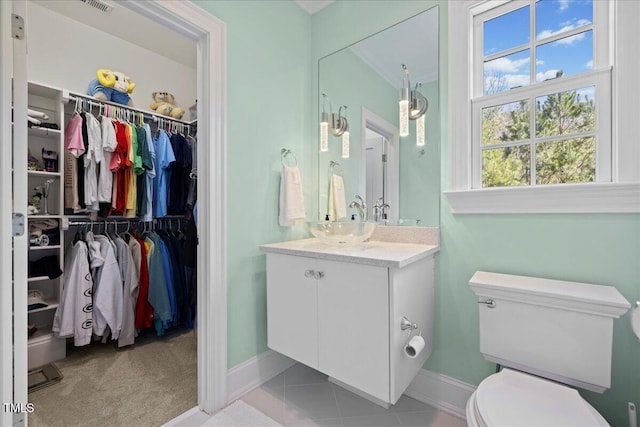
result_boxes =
[361,108,399,223]
[1,1,227,423]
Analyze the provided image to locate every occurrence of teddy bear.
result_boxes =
[87,69,135,106]
[149,92,185,120]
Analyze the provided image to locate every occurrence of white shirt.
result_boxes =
[98,116,117,203]
[84,113,102,212]
[91,234,124,340]
[52,240,93,346]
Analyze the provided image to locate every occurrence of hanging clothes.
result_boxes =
[89,232,123,340]
[98,116,117,205]
[52,239,93,346]
[168,132,192,215]
[132,235,154,330]
[153,129,176,218]
[84,112,102,214]
[64,113,85,213]
[142,124,156,222]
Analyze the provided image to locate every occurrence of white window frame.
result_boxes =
[446,0,640,214]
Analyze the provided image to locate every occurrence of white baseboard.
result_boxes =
[404,368,476,420]
[226,349,296,402]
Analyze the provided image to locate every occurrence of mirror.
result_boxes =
[318,7,440,227]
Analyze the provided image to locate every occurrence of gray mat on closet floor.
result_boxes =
[28,364,63,393]
[27,329,197,427]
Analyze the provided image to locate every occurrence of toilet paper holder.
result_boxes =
[400,316,418,331]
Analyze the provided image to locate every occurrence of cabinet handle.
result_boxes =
[304,269,315,279]
[314,271,325,280]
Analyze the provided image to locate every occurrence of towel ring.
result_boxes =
[330,161,343,176]
[281,148,298,167]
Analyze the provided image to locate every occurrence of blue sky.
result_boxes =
[483,0,593,94]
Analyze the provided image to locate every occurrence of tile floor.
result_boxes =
[240,363,467,427]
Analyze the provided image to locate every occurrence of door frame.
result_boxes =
[361,107,400,223]
[1,0,229,418]
[0,1,17,425]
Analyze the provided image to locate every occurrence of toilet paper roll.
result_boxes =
[404,335,425,359]
[631,304,640,341]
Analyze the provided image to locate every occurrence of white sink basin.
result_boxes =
[307,221,376,246]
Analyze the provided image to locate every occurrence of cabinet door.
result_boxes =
[266,253,318,369]
[317,259,389,402]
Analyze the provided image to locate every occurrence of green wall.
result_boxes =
[193,1,313,368]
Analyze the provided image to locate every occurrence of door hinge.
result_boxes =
[11,14,25,40]
[12,213,25,236]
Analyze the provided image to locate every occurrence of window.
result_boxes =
[447,0,640,214]
[472,0,610,189]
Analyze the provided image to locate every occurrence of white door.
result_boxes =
[1,0,30,424]
[317,259,389,402]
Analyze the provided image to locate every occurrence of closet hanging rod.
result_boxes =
[67,216,187,227]
[66,93,196,126]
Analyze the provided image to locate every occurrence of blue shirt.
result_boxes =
[153,130,175,217]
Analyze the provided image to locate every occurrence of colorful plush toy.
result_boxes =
[87,69,135,106]
[150,92,185,120]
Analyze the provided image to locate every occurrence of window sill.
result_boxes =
[445,182,640,214]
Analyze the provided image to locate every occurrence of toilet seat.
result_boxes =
[466,369,610,427]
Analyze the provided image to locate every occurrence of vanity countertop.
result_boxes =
[260,238,439,269]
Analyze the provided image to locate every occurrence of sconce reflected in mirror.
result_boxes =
[399,64,428,146]
[320,93,350,158]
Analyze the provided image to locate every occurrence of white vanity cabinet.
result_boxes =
[263,238,437,405]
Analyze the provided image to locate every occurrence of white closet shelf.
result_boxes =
[28,215,62,219]
[28,300,59,314]
[28,276,53,283]
[28,325,57,344]
[29,245,62,251]
[28,127,61,139]
[28,170,61,177]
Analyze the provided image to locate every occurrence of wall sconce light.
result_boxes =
[320,93,349,157]
[399,64,428,146]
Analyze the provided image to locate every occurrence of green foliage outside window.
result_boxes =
[481,84,596,187]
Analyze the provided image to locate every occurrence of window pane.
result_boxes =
[482,100,530,146]
[484,50,531,95]
[535,86,595,137]
[536,30,593,82]
[536,0,592,41]
[535,137,595,184]
[482,145,531,187]
[484,5,530,57]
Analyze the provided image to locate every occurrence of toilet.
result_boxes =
[467,271,630,427]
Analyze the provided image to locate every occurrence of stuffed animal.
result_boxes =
[87,69,135,106]
[150,92,185,120]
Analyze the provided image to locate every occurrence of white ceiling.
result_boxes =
[33,0,197,68]
[349,8,439,88]
[294,0,335,15]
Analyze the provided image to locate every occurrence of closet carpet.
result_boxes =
[28,329,197,427]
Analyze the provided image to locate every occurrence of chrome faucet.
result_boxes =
[348,195,367,222]
[373,198,390,223]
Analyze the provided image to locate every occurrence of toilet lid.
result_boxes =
[475,369,608,427]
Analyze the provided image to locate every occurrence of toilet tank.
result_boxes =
[469,271,630,393]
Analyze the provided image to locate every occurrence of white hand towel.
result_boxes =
[328,173,347,220]
[279,165,306,226]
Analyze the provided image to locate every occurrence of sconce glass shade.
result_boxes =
[416,114,425,147]
[320,112,329,152]
[399,98,409,137]
[342,131,350,158]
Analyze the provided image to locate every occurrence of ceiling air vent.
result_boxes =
[79,0,114,14]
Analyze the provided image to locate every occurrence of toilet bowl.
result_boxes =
[466,369,609,427]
